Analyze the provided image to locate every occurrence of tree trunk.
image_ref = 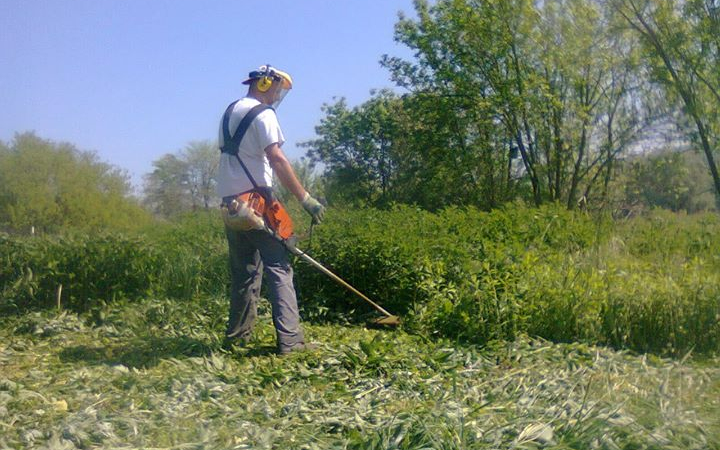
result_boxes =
[567,122,589,209]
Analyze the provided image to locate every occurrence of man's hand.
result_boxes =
[302,193,325,224]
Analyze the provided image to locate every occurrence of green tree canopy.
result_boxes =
[301,92,403,207]
[619,149,715,212]
[305,0,664,211]
[0,132,151,232]
[611,0,720,206]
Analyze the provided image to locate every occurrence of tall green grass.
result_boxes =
[300,205,720,355]
[0,232,162,312]
[0,212,228,312]
[2,205,719,355]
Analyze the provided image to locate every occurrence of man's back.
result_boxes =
[216,97,285,197]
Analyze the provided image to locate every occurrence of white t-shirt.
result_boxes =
[216,97,285,198]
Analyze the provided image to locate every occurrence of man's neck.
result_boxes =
[247,90,270,105]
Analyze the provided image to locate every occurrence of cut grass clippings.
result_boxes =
[1,296,718,449]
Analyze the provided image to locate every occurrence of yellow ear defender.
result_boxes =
[256,65,275,92]
[257,76,273,92]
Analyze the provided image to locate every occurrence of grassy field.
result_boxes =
[2,295,718,450]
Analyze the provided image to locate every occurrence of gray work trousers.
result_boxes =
[225,227,305,351]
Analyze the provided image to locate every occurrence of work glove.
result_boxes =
[302,193,325,224]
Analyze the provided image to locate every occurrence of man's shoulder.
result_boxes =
[233,97,261,112]
[253,107,279,128]
[235,98,276,119]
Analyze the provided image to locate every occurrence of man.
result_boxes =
[217,64,325,355]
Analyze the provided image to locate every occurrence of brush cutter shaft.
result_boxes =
[262,224,396,320]
[293,248,395,318]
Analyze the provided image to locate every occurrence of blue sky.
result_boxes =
[1,0,417,189]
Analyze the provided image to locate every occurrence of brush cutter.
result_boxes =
[264,226,401,328]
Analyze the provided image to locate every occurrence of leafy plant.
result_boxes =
[3,204,719,356]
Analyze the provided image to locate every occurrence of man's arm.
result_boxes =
[266,142,325,224]
[265,143,306,202]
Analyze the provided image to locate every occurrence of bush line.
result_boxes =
[2,205,719,355]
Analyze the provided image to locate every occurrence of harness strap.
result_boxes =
[220,101,274,189]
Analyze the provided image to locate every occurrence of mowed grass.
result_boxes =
[1,296,719,450]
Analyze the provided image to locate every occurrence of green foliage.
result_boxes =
[294,205,720,355]
[301,92,403,208]
[144,211,229,300]
[0,212,228,313]
[303,0,717,212]
[612,0,720,206]
[294,203,601,328]
[142,154,191,217]
[2,204,719,356]
[302,0,661,210]
[619,150,716,213]
[0,232,162,312]
[0,132,152,232]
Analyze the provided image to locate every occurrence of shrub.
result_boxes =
[145,212,229,300]
[3,205,718,356]
[293,202,602,323]
[293,204,720,355]
[0,212,229,312]
[0,232,162,312]
[618,209,720,263]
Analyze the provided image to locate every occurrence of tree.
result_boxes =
[382,0,527,209]
[143,140,219,218]
[143,154,192,218]
[183,141,219,210]
[611,0,720,207]
[305,0,708,212]
[613,149,715,212]
[378,0,656,209]
[0,132,151,232]
[301,92,403,207]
